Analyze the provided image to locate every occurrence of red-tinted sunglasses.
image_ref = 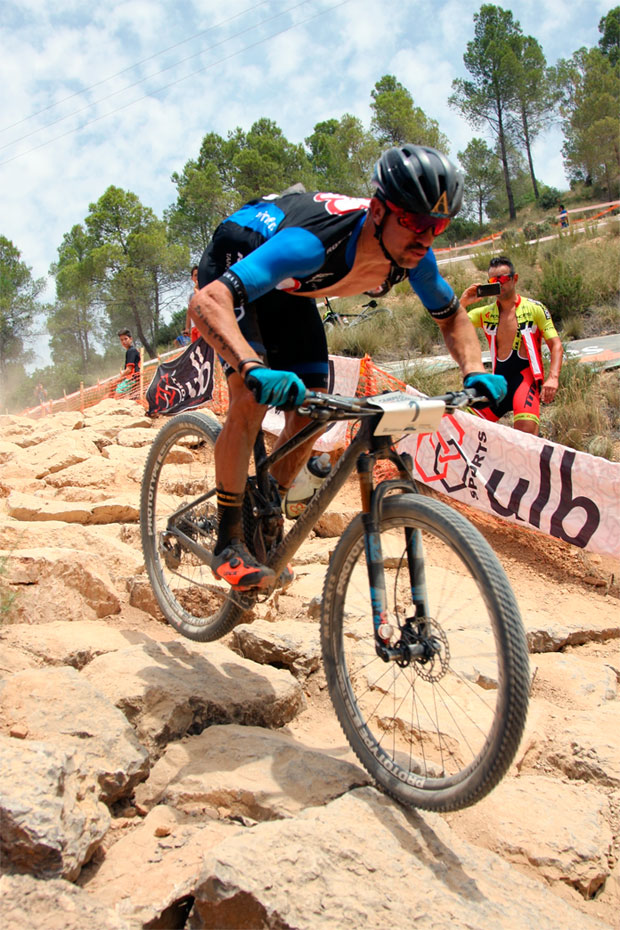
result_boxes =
[488,274,514,284]
[385,200,451,236]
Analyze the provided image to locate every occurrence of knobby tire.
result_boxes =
[321,494,529,811]
[140,410,246,641]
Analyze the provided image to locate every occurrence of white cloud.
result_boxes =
[0,0,604,369]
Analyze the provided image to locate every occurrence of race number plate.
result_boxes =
[368,392,445,437]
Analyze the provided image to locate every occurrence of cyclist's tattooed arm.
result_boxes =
[188,280,256,373]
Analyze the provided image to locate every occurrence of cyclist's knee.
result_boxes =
[227,373,267,423]
[513,414,539,435]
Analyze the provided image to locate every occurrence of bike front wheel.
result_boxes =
[321,494,529,811]
[140,410,248,641]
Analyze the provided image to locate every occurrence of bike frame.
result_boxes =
[250,412,430,641]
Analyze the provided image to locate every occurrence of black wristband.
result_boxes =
[237,358,266,376]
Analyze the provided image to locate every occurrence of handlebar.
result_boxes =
[297,388,487,420]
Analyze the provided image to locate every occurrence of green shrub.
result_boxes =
[509,234,539,267]
[539,254,586,321]
[539,186,561,210]
[400,362,462,397]
[470,248,496,272]
[544,356,616,459]
[560,316,584,340]
[326,314,390,359]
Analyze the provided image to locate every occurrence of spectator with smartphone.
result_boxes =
[460,256,563,436]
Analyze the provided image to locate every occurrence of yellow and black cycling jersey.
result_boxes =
[468,295,558,381]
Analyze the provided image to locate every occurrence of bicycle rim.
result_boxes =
[140,410,248,641]
[321,494,529,811]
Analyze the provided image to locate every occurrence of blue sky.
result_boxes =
[0,0,611,367]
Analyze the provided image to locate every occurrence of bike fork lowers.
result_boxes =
[357,453,430,661]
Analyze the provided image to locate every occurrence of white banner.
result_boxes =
[262,355,361,451]
[398,404,620,558]
[264,355,620,557]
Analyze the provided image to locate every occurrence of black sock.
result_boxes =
[215,490,244,555]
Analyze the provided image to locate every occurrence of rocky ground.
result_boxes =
[0,398,619,930]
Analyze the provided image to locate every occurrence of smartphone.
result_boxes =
[476,282,501,298]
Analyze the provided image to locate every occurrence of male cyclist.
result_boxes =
[189,144,507,590]
[460,255,563,435]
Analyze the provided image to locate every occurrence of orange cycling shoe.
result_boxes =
[212,540,275,590]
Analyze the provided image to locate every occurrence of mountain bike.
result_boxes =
[140,388,529,812]
[322,297,392,330]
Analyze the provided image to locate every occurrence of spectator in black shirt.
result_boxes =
[114,328,141,395]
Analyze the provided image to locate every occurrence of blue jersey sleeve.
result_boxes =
[221,227,326,303]
[408,250,458,318]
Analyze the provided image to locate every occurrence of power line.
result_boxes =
[0,0,350,169]
[0,1,273,134]
[0,0,311,153]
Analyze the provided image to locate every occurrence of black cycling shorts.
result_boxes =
[198,224,328,389]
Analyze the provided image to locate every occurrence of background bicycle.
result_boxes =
[322,296,392,330]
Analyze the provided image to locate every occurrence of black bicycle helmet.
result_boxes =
[372,144,464,217]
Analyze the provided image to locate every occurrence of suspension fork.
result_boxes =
[358,450,430,649]
[398,452,429,621]
[357,453,387,640]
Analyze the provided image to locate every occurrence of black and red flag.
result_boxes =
[146,338,216,416]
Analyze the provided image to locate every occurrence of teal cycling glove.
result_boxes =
[463,372,508,405]
[244,366,307,409]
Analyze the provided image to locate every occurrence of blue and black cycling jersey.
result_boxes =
[201,191,458,319]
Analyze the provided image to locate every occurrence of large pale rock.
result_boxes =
[0,641,38,677]
[0,414,40,446]
[46,487,112,503]
[0,874,130,930]
[283,563,328,602]
[447,774,613,897]
[520,704,620,787]
[44,456,120,489]
[524,601,620,653]
[83,398,145,418]
[115,426,157,447]
[126,575,164,619]
[0,519,144,578]
[0,667,150,804]
[0,460,39,484]
[313,509,356,537]
[134,724,370,819]
[0,736,110,880]
[7,491,139,524]
[83,413,153,435]
[83,805,236,928]
[0,440,21,463]
[102,444,149,468]
[189,787,610,930]
[288,536,334,565]
[0,411,85,447]
[232,619,321,678]
[22,433,100,479]
[531,652,618,707]
[81,640,305,756]
[598,858,620,910]
[0,620,152,671]
[0,547,121,620]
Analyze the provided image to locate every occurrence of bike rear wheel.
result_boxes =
[140,410,249,641]
[321,494,529,811]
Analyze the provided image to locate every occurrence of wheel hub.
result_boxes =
[395,618,450,680]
